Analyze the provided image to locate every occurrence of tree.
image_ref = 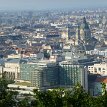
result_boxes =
[0,72,18,107]
[33,88,67,107]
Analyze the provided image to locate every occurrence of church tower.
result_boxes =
[82,17,91,42]
[75,25,81,45]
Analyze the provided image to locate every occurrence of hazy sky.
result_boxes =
[0,0,107,10]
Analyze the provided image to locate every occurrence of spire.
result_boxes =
[82,17,91,41]
[77,24,81,41]
[75,24,81,45]
[83,17,90,29]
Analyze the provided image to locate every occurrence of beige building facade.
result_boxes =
[88,63,107,75]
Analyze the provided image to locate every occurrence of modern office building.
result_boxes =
[20,60,59,90]
[59,61,88,91]
[20,59,88,90]
[20,62,43,89]
[3,58,88,91]
[41,63,59,89]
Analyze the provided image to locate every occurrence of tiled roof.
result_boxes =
[96,77,107,83]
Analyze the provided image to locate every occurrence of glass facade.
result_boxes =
[20,63,59,89]
[42,65,59,88]
[20,62,87,90]
[20,63,43,88]
[59,63,85,88]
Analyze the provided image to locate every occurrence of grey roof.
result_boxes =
[6,58,20,63]
[6,58,28,64]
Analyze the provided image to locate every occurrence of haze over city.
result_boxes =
[0,0,107,10]
[1,0,107,106]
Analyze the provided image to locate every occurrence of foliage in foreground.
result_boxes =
[0,75,107,107]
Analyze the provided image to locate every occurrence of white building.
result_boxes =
[7,54,21,58]
[88,62,107,76]
[3,59,20,80]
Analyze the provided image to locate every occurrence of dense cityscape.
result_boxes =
[1,7,107,106]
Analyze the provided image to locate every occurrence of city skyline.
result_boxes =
[0,0,107,10]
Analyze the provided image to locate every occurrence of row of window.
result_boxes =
[88,67,106,71]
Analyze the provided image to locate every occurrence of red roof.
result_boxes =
[96,77,107,83]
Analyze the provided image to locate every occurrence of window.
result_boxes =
[102,68,105,70]
[98,68,101,71]
[94,67,97,72]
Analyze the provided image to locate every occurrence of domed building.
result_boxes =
[75,17,97,51]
